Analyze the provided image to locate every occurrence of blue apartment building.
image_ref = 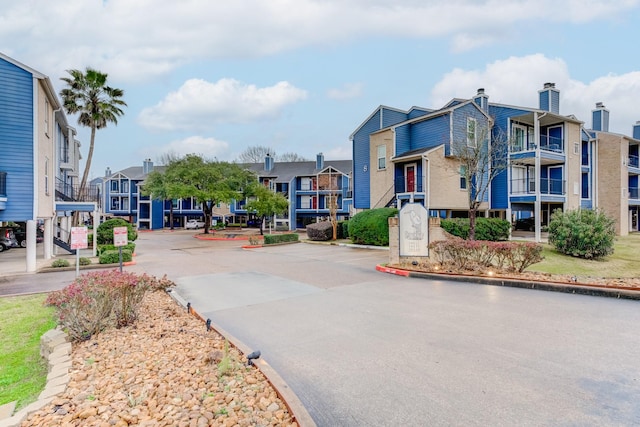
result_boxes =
[0,53,95,270]
[232,153,352,230]
[351,83,640,240]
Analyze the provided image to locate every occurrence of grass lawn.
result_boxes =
[527,234,640,278]
[0,294,56,410]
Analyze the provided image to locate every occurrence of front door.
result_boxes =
[405,164,416,192]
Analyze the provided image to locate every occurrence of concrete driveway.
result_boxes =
[3,230,640,425]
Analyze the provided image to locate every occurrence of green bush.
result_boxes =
[337,220,349,239]
[348,208,398,246]
[79,257,92,266]
[51,259,70,268]
[97,243,136,256]
[441,217,511,241]
[96,218,137,245]
[548,209,615,259]
[99,249,132,264]
[264,233,299,245]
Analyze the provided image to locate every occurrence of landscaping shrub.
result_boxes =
[306,222,333,241]
[99,249,132,264]
[45,271,175,341]
[548,209,615,259]
[79,257,92,266]
[96,218,137,245]
[441,217,511,241]
[51,259,70,268]
[97,243,136,256]
[349,208,398,246]
[264,233,299,245]
[428,239,543,273]
[337,220,349,239]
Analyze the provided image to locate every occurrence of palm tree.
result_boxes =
[60,68,126,199]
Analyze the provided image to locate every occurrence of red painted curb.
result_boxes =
[376,264,410,276]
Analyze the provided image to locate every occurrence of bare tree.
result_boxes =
[451,117,509,240]
[318,167,342,240]
[237,145,276,163]
[279,152,308,162]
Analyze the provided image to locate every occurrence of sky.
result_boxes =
[1,0,640,179]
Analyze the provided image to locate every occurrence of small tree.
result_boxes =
[238,145,276,163]
[451,116,509,240]
[279,152,308,162]
[245,185,289,235]
[548,208,615,259]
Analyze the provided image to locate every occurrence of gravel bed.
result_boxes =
[21,291,297,427]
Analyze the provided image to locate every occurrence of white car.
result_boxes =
[185,219,205,229]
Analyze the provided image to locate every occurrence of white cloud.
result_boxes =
[1,0,637,81]
[137,78,308,131]
[327,83,364,100]
[430,54,640,134]
[142,135,231,162]
[324,141,352,160]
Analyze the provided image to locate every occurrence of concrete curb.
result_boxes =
[377,265,640,300]
[0,329,71,427]
[167,289,317,427]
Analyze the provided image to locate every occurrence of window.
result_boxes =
[512,124,526,151]
[111,197,120,210]
[44,100,50,136]
[172,199,179,209]
[44,157,49,195]
[301,177,312,191]
[467,118,477,147]
[111,180,119,192]
[121,180,129,193]
[122,197,129,210]
[573,142,579,155]
[377,145,386,170]
[459,165,467,190]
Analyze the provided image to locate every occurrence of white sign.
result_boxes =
[70,226,88,250]
[399,203,429,257]
[113,226,128,247]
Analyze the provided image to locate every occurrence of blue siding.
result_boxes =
[489,105,530,209]
[352,107,416,208]
[0,58,35,221]
[151,200,164,228]
[408,113,450,154]
[539,91,550,112]
[395,124,411,155]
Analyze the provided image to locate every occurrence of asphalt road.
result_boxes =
[2,230,640,426]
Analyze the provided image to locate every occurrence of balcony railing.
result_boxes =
[395,175,425,193]
[511,135,564,153]
[629,155,639,168]
[630,187,639,200]
[510,178,565,195]
[56,177,100,203]
[0,171,6,197]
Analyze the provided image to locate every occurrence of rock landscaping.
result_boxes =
[20,291,296,427]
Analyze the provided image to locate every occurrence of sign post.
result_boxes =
[113,226,128,272]
[70,226,89,277]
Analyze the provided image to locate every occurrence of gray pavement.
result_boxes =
[2,230,640,426]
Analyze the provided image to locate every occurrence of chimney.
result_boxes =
[316,152,324,170]
[634,121,640,140]
[143,158,154,174]
[591,102,610,132]
[473,88,488,111]
[539,82,560,114]
[264,153,274,171]
[105,167,112,177]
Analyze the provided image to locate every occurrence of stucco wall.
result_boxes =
[426,145,484,211]
[369,130,395,208]
[36,80,55,219]
[596,132,628,235]
[564,122,583,211]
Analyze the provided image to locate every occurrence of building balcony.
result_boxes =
[630,187,639,200]
[629,155,639,168]
[56,177,101,203]
[511,135,564,154]
[510,178,565,195]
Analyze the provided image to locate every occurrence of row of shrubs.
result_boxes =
[264,233,299,245]
[45,270,175,342]
[429,239,544,273]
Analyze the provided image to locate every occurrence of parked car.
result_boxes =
[513,217,536,231]
[2,223,43,247]
[185,219,205,229]
[0,235,13,252]
[0,227,19,250]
